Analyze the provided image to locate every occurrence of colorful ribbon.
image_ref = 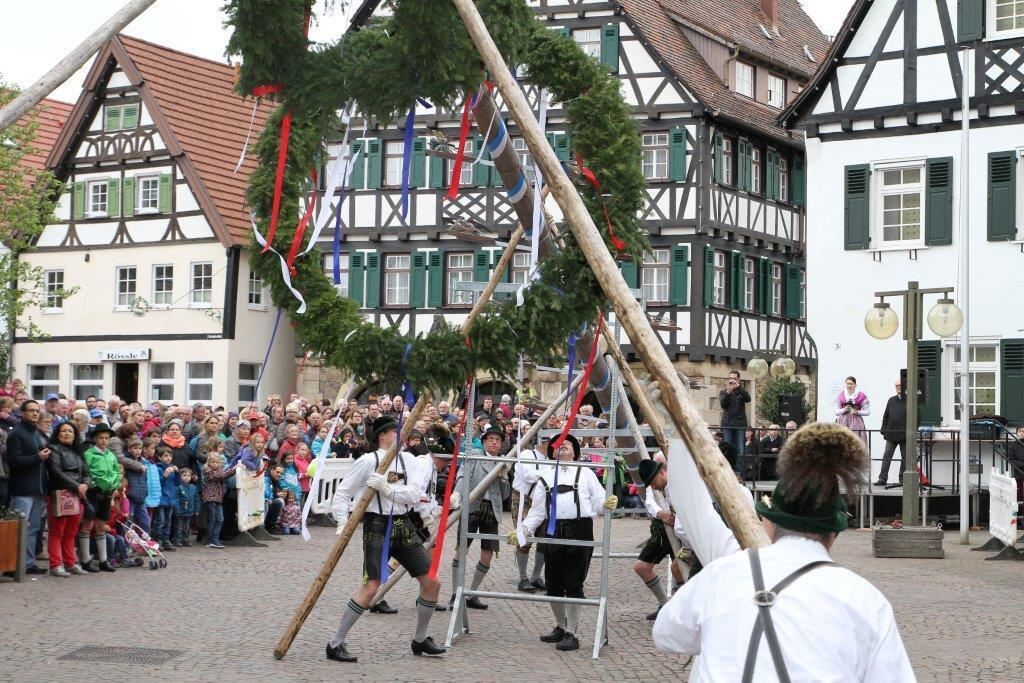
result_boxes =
[576,153,626,252]
[252,307,283,400]
[400,104,416,220]
[446,94,474,201]
[251,218,307,313]
[564,333,577,419]
[262,112,293,253]
[284,169,318,275]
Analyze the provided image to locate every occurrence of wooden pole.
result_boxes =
[0,0,158,133]
[448,0,769,550]
[600,323,669,453]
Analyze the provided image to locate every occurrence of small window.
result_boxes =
[767,74,786,109]
[735,62,755,98]
[642,133,670,181]
[149,362,175,402]
[950,344,1000,422]
[238,362,262,403]
[876,163,924,246]
[88,181,108,216]
[190,262,213,306]
[72,364,104,401]
[722,139,734,186]
[43,270,64,311]
[751,148,762,194]
[453,140,475,187]
[798,269,807,320]
[138,176,160,211]
[992,0,1024,34]
[152,264,173,307]
[510,252,532,285]
[512,138,534,179]
[27,364,59,399]
[713,251,726,306]
[447,252,475,307]
[573,27,602,59]
[771,264,783,315]
[383,140,404,188]
[115,266,137,309]
[641,249,670,304]
[744,258,756,311]
[384,254,410,307]
[186,361,214,404]
[323,253,349,297]
[248,269,265,308]
[779,157,790,202]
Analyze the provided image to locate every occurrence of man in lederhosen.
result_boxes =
[326,416,445,662]
[511,426,547,593]
[653,423,913,680]
[449,425,509,609]
[634,454,688,621]
[510,434,617,652]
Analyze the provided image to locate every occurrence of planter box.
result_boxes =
[872,526,944,559]
[0,517,27,580]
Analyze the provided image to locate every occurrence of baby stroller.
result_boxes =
[119,518,168,570]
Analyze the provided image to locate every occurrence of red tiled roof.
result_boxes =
[12,98,72,177]
[118,35,275,245]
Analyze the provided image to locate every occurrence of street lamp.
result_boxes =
[747,357,770,380]
[865,282,962,528]
[770,356,796,377]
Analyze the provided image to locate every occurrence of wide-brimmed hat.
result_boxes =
[371,416,398,437]
[547,433,581,460]
[637,459,664,487]
[90,424,115,438]
[481,425,504,441]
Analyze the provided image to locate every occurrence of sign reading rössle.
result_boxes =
[97,348,150,361]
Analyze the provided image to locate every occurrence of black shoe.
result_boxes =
[84,560,100,573]
[518,578,537,593]
[531,578,546,591]
[98,561,117,573]
[182,540,192,547]
[555,632,580,651]
[325,642,357,663]
[540,626,566,643]
[25,565,47,575]
[370,600,398,614]
[411,636,446,657]
[873,480,886,487]
[465,596,488,610]
[434,604,447,612]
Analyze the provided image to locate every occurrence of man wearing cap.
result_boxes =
[510,424,546,593]
[449,425,510,609]
[510,434,618,652]
[653,424,913,680]
[327,415,444,662]
[634,454,688,621]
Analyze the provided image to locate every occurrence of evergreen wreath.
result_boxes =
[225,0,650,395]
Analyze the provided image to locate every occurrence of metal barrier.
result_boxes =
[311,457,356,515]
[236,468,267,532]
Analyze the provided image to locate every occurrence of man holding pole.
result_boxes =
[327,416,445,662]
[634,454,684,620]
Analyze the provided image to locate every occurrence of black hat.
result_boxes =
[481,425,504,441]
[547,433,581,460]
[90,424,115,438]
[371,416,398,437]
[637,459,664,488]
[426,425,455,454]
[474,411,490,421]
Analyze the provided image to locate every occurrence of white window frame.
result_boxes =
[114,266,137,310]
[238,362,262,403]
[71,364,104,401]
[103,104,124,132]
[43,269,64,313]
[447,252,476,307]
[149,362,175,402]
[779,156,790,202]
[712,251,726,306]
[383,140,404,188]
[743,257,756,311]
[573,27,602,59]
[458,140,474,187]
[771,263,783,316]
[873,159,925,249]
[185,361,214,405]
[384,254,410,307]
[247,269,266,310]
[512,138,534,179]
[137,175,160,213]
[510,252,532,285]
[722,138,734,186]
[189,261,213,308]
[323,253,350,297]
[943,339,1001,426]
[767,73,786,109]
[751,148,761,194]
[641,249,670,305]
[642,133,670,181]
[87,180,108,217]
[1015,148,1024,241]
[735,61,755,98]
[798,269,807,320]
[27,364,59,400]
[152,264,173,308]
[989,0,1024,39]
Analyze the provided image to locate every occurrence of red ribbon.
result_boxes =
[446,94,474,202]
[251,84,284,97]
[575,153,626,252]
[552,313,605,451]
[284,169,318,275]
[263,112,293,253]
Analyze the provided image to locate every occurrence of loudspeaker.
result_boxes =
[778,394,805,425]
[899,368,927,403]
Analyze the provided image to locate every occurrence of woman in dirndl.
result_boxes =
[835,376,870,447]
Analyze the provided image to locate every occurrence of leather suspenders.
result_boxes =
[370,450,406,514]
[543,466,583,519]
[741,548,834,683]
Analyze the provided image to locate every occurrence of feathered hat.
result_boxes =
[754,423,868,535]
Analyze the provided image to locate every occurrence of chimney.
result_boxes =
[761,0,778,28]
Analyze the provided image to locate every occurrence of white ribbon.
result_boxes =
[300,415,343,541]
[251,217,307,314]
[233,98,261,173]
[518,89,548,308]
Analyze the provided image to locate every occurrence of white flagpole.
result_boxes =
[958,48,971,544]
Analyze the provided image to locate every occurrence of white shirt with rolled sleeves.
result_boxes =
[655,438,914,681]
[412,454,441,519]
[512,448,546,494]
[519,463,606,536]
[329,448,428,518]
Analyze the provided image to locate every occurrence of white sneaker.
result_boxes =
[49,567,71,578]
[67,564,89,576]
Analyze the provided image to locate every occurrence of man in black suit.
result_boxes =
[876,380,907,486]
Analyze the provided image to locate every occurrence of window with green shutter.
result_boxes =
[474,250,490,282]
[158,173,172,213]
[925,157,953,245]
[366,139,383,190]
[957,0,984,41]
[349,252,365,307]
[619,259,638,289]
[349,140,365,189]
[1001,339,1024,424]
[428,140,444,189]
[122,104,139,129]
[844,164,871,250]
[737,140,752,192]
[411,138,426,188]
[784,264,801,319]
[669,128,687,182]
[713,133,724,184]
[987,151,1017,241]
[410,251,426,308]
[73,181,85,220]
[669,245,689,305]
[106,178,120,217]
[702,246,715,307]
[757,257,771,315]
[427,250,444,307]
[601,23,619,73]
[765,149,780,200]
[729,251,743,310]
[122,177,135,217]
[792,155,806,207]
[918,341,943,426]
[365,252,381,309]
[556,27,571,39]
[103,105,122,132]
[473,135,490,186]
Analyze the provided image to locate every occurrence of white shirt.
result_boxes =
[520,463,606,535]
[413,454,441,519]
[330,448,428,517]
[646,486,693,549]
[512,448,546,494]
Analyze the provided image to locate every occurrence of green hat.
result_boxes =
[371,416,398,437]
[637,459,663,488]
[481,425,504,441]
[755,489,850,535]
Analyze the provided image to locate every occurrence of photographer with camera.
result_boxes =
[717,370,750,470]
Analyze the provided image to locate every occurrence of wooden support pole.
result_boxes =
[449,0,769,550]
[600,323,669,453]
[0,0,158,133]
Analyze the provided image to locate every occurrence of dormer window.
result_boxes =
[735,61,754,98]
[767,74,786,109]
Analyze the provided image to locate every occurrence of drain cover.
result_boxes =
[59,646,183,665]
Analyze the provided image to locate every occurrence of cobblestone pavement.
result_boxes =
[0,518,1020,681]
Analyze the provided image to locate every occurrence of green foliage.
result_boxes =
[225,0,649,395]
[756,375,811,426]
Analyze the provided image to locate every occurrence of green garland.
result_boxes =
[225,0,649,395]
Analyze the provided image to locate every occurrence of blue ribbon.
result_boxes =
[400,104,416,221]
[332,207,343,284]
[564,333,577,418]
[253,308,283,400]
[379,342,415,581]
[400,343,415,409]
[546,461,560,536]
[379,502,395,582]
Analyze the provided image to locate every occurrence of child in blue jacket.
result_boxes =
[123,438,151,533]
[154,445,180,551]
[173,468,200,546]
